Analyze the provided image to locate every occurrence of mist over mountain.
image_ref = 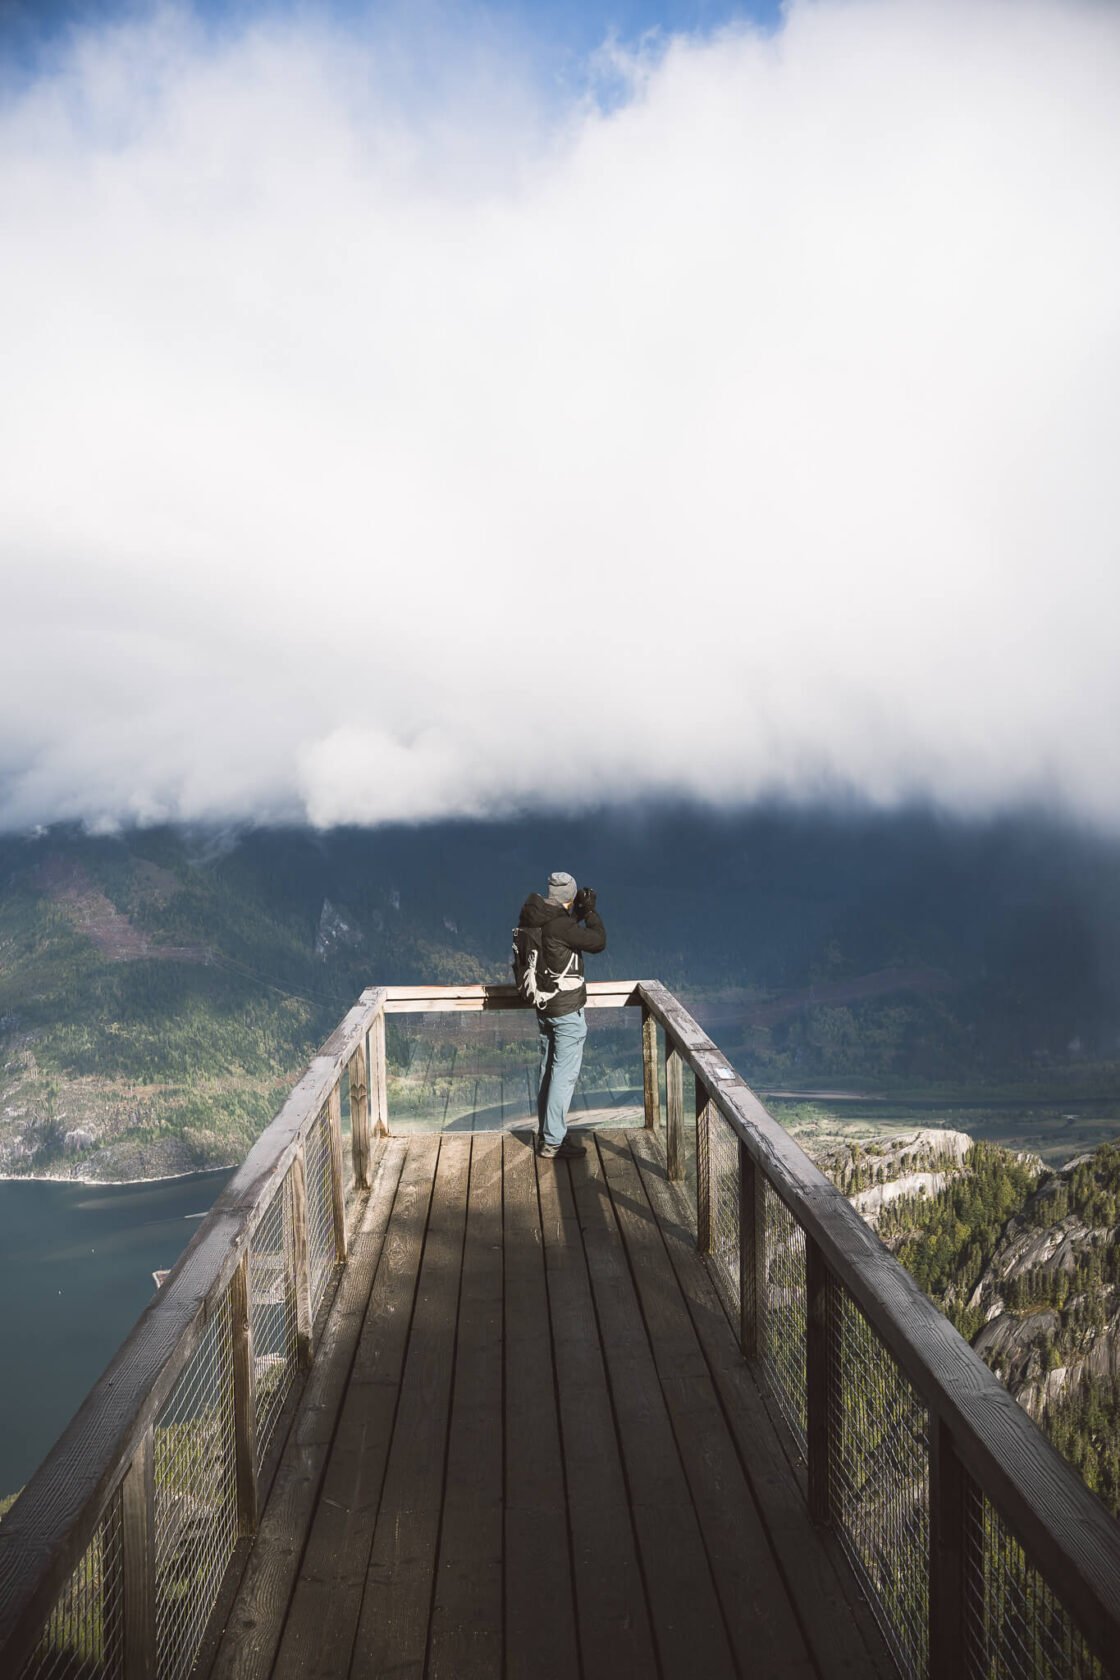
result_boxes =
[2,805,1119,1159]
[191,807,1117,1050]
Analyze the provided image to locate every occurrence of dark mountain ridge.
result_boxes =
[1,806,1119,1178]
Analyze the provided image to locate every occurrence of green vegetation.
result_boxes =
[872,1138,1120,1516]
[4,818,1120,1176]
[879,1143,1043,1338]
[0,829,493,1176]
[1045,1376,1120,1515]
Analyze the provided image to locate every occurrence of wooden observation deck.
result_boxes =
[2,983,1119,1680]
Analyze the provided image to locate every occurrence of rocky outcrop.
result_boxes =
[828,1129,1120,1430]
[962,1163,1119,1419]
[967,1213,1111,1322]
[850,1169,960,1226]
[973,1300,1120,1419]
[314,898,364,959]
[815,1127,974,1226]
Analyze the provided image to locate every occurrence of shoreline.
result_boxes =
[0,1163,237,1188]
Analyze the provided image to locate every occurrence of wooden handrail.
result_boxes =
[3,977,1118,1680]
[0,988,387,1677]
[636,978,1120,1676]
[380,980,641,1011]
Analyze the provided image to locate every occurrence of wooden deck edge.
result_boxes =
[623,1127,899,1680]
[202,1139,409,1680]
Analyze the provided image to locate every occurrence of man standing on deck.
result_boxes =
[517,871,607,1158]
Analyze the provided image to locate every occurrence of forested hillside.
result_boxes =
[827,1135,1120,1516]
[0,828,489,1177]
[2,809,1120,1179]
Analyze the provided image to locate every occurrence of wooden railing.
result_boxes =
[0,987,388,1680]
[1,981,1118,1680]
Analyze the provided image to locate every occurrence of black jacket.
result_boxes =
[517,894,607,1018]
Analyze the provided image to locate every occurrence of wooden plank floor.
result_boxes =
[208,1130,894,1680]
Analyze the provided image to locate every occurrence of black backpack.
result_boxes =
[511,920,576,1009]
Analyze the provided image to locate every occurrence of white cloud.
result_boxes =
[2,0,1119,830]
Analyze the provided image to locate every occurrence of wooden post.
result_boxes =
[930,1415,973,1680]
[289,1147,314,1369]
[348,1040,371,1190]
[121,1428,155,1680]
[666,1041,684,1183]
[230,1251,258,1535]
[739,1142,766,1360]
[641,1006,661,1132]
[696,1076,711,1252]
[326,1085,348,1264]
[806,1236,835,1525]
[370,1013,389,1138]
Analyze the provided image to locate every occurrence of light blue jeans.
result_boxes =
[537,1008,588,1149]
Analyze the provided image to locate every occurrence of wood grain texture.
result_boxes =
[9,975,1120,1680]
[596,1133,816,1680]
[266,1136,438,1680]
[635,981,1120,1665]
[349,1137,471,1679]
[230,1253,259,1538]
[326,1084,347,1265]
[501,1136,580,1680]
[929,1414,970,1680]
[626,1125,896,1680]
[347,1042,370,1190]
[370,1010,389,1138]
[209,1138,409,1680]
[571,1140,737,1680]
[0,997,389,1677]
[288,1148,313,1372]
[537,1147,659,1680]
[665,1041,684,1182]
[428,1133,504,1679]
[695,1077,711,1253]
[641,1005,661,1132]
[806,1237,833,1526]
[121,1431,155,1680]
[221,1125,910,1680]
[739,1141,766,1360]
[381,981,640,1013]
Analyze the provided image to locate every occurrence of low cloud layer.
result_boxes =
[2,0,1119,831]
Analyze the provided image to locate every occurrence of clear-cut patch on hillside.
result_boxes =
[31,858,209,964]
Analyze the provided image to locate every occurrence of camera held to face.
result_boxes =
[572,886,597,920]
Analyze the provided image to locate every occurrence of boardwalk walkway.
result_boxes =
[207,1128,891,1680]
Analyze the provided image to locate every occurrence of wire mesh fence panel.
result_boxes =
[965,1491,1104,1680]
[679,1062,697,1197]
[249,1170,300,1469]
[707,1109,741,1317]
[338,1072,355,1211]
[305,1109,337,1316]
[762,1181,808,1452]
[153,1294,237,1680]
[20,1490,124,1680]
[824,1279,930,1680]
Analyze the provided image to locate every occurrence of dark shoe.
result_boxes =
[552,1136,587,1159]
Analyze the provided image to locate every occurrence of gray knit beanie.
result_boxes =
[547,870,578,904]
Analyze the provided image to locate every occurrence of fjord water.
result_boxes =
[0,1170,234,1503]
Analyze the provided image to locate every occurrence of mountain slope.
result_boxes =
[3,808,1120,1178]
[827,1134,1120,1516]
